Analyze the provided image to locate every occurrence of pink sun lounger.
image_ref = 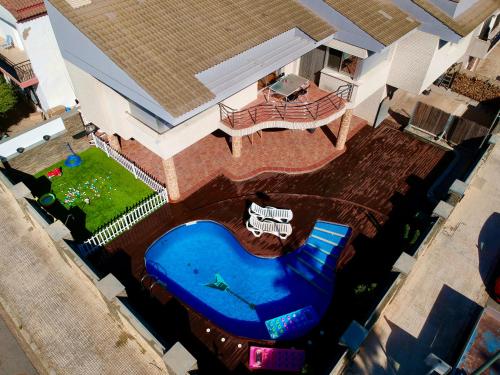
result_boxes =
[249,346,305,372]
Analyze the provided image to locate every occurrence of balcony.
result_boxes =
[219,82,353,135]
[0,40,37,88]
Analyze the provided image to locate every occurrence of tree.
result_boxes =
[0,78,17,115]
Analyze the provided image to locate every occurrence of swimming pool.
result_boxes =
[145,220,349,340]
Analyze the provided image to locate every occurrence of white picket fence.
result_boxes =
[91,133,167,195]
[78,134,169,255]
[79,190,168,255]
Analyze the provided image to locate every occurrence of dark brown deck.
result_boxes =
[99,122,450,373]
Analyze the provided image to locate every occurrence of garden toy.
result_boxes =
[205,273,255,309]
[249,346,305,372]
[265,306,319,340]
[64,143,82,168]
[47,168,62,178]
[39,193,56,207]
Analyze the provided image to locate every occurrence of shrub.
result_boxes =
[0,78,17,115]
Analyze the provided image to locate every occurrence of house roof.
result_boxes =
[323,0,420,46]
[48,0,335,118]
[412,0,499,37]
[0,0,46,22]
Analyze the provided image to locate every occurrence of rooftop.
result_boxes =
[412,0,499,36]
[0,0,46,22]
[47,0,335,118]
[324,0,420,46]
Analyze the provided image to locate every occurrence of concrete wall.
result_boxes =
[17,16,75,110]
[0,6,23,49]
[0,117,65,160]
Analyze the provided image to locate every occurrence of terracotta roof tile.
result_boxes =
[0,0,46,22]
[48,0,335,118]
[412,0,499,37]
[324,0,420,46]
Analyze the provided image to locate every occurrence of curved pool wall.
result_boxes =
[145,220,346,340]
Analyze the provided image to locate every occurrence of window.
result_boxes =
[326,48,359,79]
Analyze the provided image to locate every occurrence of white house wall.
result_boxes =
[222,82,258,110]
[420,26,477,89]
[387,30,438,93]
[319,45,395,124]
[17,16,75,110]
[388,26,479,93]
[0,6,23,49]
[353,86,386,125]
[354,46,395,106]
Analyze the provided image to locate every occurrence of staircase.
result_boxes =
[286,221,351,295]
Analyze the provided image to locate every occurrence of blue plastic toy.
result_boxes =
[64,143,82,168]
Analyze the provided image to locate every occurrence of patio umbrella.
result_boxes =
[205,273,255,310]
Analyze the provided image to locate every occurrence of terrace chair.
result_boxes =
[248,202,293,223]
[246,215,292,240]
[1,35,13,49]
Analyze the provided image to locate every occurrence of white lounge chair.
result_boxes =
[246,215,292,240]
[249,202,293,223]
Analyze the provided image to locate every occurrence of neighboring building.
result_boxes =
[0,0,75,113]
[45,0,498,201]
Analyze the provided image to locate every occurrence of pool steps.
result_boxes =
[309,234,340,247]
[296,257,333,282]
[300,248,335,271]
[313,226,346,237]
[285,221,351,295]
[305,242,332,256]
[286,263,329,295]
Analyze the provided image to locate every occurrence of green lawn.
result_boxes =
[35,148,153,233]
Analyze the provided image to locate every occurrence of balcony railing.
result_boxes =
[219,84,353,131]
[0,53,36,84]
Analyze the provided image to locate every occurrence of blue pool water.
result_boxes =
[145,220,348,340]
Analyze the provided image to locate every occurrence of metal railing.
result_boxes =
[0,53,35,83]
[219,84,353,130]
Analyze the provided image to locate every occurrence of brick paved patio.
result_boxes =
[120,115,367,199]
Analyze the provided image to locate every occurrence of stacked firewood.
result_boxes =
[451,73,500,102]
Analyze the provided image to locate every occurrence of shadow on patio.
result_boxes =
[121,115,367,199]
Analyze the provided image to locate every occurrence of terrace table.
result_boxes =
[267,74,309,102]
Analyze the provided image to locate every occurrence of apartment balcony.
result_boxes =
[0,41,38,88]
[219,81,353,136]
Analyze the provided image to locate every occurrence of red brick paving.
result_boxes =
[120,116,367,200]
